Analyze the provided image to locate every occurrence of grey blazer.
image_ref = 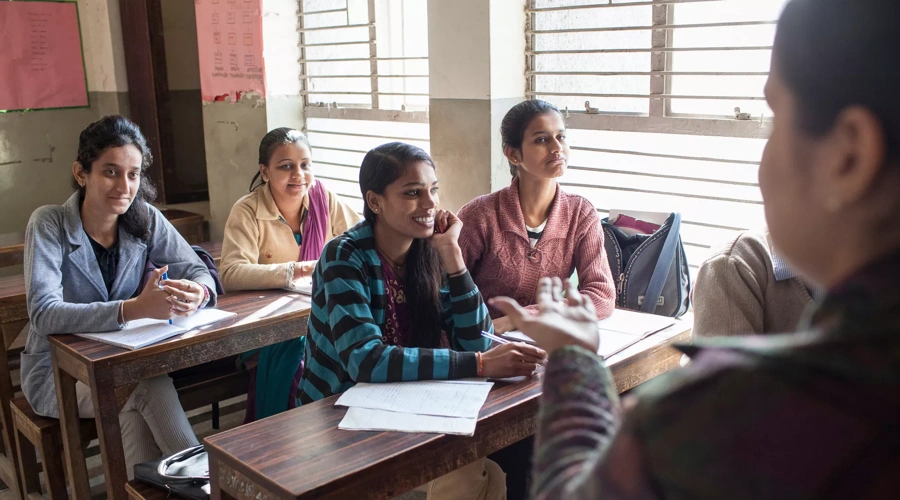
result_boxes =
[22,192,218,417]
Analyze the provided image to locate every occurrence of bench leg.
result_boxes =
[12,427,40,499]
[39,431,68,500]
[212,403,220,430]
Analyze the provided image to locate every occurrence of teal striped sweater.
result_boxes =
[298,221,492,404]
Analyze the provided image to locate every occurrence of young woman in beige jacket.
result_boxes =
[220,128,361,291]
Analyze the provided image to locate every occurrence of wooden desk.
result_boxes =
[160,209,205,245]
[205,318,692,500]
[0,232,25,269]
[49,290,312,500]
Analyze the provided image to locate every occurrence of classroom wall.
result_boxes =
[203,0,305,241]
[0,0,128,236]
[427,0,526,212]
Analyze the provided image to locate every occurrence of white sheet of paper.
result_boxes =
[285,277,313,295]
[334,380,493,419]
[76,308,237,350]
[503,309,675,358]
[597,309,675,336]
[338,407,478,436]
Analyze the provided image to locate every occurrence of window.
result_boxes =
[299,0,430,211]
[527,0,789,280]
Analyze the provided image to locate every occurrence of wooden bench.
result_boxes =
[0,233,25,269]
[126,480,170,500]
[10,358,249,500]
[11,396,97,500]
[0,209,207,269]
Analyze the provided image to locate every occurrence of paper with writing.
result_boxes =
[76,309,237,350]
[339,407,478,436]
[0,1,88,111]
[335,380,494,419]
[194,0,265,101]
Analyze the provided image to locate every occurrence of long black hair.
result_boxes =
[73,115,157,241]
[500,99,564,177]
[359,142,444,348]
[249,127,311,191]
[773,0,900,161]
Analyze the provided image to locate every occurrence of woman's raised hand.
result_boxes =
[489,277,600,355]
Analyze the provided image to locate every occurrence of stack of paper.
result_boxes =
[75,308,237,350]
[503,308,676,358]
[335,380,494,436]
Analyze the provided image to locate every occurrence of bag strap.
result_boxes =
[157,445,208,483]
[640,212,681,314]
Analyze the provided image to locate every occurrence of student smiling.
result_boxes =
[219,127,360,292]
[21,115,215,478]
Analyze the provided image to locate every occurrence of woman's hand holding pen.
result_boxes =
[122,266,177,322]
[480,341,547,378]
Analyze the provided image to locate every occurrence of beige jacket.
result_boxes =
[692,230,814,338]
[220,182,360,291]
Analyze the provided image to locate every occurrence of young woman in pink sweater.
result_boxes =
[458,99,617,500]
[458,100,616,336]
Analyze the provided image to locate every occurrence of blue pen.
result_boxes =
[481,330,510,345]
[160,271,172,324]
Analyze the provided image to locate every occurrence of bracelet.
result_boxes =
[198,284,211,309]
[448,267,468,278]
[476,352,484,377]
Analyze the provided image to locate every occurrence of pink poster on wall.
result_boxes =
[194,0,266,102]
[0,1,89,111]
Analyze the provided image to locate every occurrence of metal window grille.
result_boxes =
[299,1,430,212]
[527,0,789,279]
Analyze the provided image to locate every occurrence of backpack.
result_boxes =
[601,212,690,318]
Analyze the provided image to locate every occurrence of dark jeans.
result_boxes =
[488,436,535,500]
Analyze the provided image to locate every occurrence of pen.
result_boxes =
[480,331,510,345]
[160,271,172,325]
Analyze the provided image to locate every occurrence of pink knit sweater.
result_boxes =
[458,178,615,320]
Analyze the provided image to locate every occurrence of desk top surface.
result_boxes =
[205,318,692,499]
[49,289,311,366]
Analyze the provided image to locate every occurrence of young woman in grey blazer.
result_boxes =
[21,115,218,477]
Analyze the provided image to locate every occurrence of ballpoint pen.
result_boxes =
[160,270,173,325]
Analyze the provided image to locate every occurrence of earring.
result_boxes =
[262,177,268,182]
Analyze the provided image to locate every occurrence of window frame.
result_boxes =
[525,0,776,140]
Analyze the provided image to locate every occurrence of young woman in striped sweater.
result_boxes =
[298,142,546,500]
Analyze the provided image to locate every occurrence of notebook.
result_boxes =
[284,277,313,295]
[76,308,237,350]
[503,308,676,358]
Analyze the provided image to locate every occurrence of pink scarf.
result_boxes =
[300,180,329,261]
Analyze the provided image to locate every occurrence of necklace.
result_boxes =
[375,243,406,273]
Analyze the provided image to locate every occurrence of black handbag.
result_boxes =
[135,445,210,500]
[601,212,691,318]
